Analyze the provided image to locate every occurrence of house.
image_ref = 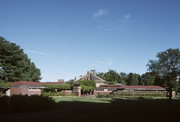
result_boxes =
[74,70,106,87]
[8,81,64,96]
[73,70,167,96]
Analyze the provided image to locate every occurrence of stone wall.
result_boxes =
[60,90,72,95]
[10,87,41,96]
[94,91,111,95]
[28,88,41,96]
[10,87,28,95]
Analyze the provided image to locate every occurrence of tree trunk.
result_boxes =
[168,88,172,100]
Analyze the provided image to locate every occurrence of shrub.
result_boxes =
[79,80,96,92]
[96,92,166,98]
[42,92,60,97]
[44,84,72,90]
[0,82,11,87]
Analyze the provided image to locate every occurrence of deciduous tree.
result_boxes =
[147,48,180,100]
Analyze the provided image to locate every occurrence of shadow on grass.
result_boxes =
[55,99,180,122]
[0,95,56,113]
[0,97,180,122]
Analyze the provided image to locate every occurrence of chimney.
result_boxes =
[58,79,64,82]
[90,70,96,75]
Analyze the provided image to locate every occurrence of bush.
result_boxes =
[42,92,60,97]
[96,92,166,98]
[44,84,72,90]
[0,82,11,87]
[42,91,73,97]
[79,80,96,92]
[0,95,57,113]
[112,91,167,97]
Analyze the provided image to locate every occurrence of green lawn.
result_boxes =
[1,96,180,122]
[52,96,112,103]
[52,96,168,104]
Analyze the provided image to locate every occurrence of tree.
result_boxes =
[141,72,156,85]
[119,72,127,85]
[147,48,180,100]
[127,73,140,85]
[104,70,120,84]
[96,72,106,81]
[0,36,41,82]
[97,70,121,84]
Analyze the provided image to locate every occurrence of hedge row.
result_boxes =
[44,84,72,90]
[97,92,166,98]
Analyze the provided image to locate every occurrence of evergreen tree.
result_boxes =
[0,37,41,82]
[104,69,120,84]
[119,72,127,85]
[127,73,133,85]
[127,73,140,85]
[97,72,106,80]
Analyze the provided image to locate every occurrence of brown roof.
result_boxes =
[120,86,164,89]
[41,82,65,85]
[100,85,124,88]
[11,81,64,86]
[75,71,105,83]
[99,85,165,90]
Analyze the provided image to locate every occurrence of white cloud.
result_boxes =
[92,9,107,19]
[114,14,131,31]
[93,11,131,32]
[91,59,115,69]
[25,50,49,56]
[124,14,131,20]
[96,59,114,66]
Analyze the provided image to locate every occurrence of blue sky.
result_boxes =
[0,0,180,81]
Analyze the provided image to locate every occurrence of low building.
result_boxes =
[95,85,166,96]
[2,79,167,97]
[9,81,64,96]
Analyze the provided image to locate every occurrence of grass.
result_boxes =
[52,96,168,103]
[52,96,112,103]
[0,95,56,113]
[1,96,180,122]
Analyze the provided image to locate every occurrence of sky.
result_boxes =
[0,0,180,82]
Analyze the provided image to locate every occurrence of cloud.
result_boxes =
[96,59,114,66]
[94,12,131,32]
[25,50,49,56]
[91,59,115,70]
[115,14,131,31]
[92,9,107,19]
[124,14,131,20]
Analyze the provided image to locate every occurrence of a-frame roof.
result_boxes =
[75,71,105,83]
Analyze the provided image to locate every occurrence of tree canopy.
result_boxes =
[127,73,140,85]
[147,48,180,99]
[97,70,142,85]
[141,72,156,86]
[0,37,41,82]
[97,70,123,84]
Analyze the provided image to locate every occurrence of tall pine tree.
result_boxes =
[0,37,41,82]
